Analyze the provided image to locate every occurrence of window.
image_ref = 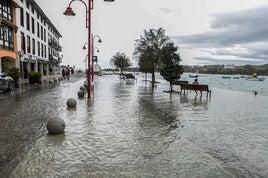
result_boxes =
[31,5,34,14]
[1,0,13,21]
[32,38,35,55]
[20,32,25,53]
[41,26,43,40]
[26,12,30,31]
[41,43,44,57]
[37,41,40,56]
[27,35,31,53]
[31,17,35,34]
[26,2,29,9]
[37,22,40,37]
[0,26,14,50]
[44,45,47,58]
[44,29,46,42]
[20,8,24,26]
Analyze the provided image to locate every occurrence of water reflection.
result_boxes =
[180,94,209,110]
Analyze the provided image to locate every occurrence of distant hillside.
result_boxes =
[183,64,268,76]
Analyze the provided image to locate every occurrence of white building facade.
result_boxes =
[16,0,62,82]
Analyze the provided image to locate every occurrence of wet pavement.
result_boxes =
[0,75,82,177]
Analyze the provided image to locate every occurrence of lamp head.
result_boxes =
[98,39,102,43]
[82,46,86,50]
[63,7,75,16]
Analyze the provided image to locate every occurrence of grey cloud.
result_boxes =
[173,5,268,65]
[176,6,268,47]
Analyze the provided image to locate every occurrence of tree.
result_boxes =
[138,48,153,81]
[159,43,184,91]
[110,52,132,74]
[133,28,169,87]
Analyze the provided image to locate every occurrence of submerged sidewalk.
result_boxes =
[1,74,268,177]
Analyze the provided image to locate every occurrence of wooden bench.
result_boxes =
[180,83,211,97]
[120,73,137,80]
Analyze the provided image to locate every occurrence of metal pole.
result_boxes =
[20,56,23,86]
[91,33,94,82]
[87,0,92,98]
[19,52,24,87]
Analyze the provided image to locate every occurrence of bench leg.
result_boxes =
[206,91,211,98]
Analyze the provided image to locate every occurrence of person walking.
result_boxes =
[62,68,66,79]
[66,68,70,80]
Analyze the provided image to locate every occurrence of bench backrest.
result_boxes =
[171,80,189,85]
[181,84,209,91]
[125,73,135,78]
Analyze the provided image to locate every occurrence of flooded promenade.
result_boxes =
[1,74,268,177]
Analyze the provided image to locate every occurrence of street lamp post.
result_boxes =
[91,35,102,82]
[91,46,100,81]
[83,35,102,82]
[18,50,24,87]
[63,0,114,98]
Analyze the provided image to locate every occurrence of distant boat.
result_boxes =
[222,76,231,79]
[189,74,198,78]
[246,76,265,81]
[233,77,240,79]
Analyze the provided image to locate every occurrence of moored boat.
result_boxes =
[189,74,198,78]
[222,76,231,79]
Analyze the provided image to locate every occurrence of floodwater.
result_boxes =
[1,74,268,177]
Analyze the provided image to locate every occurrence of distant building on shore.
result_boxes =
[224,64,235,69]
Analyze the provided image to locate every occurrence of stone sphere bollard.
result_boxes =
[66,98,77,108]
[84,81,88,87]
[80,86,86,91]
[78,90,85,98]
[46,117,65,134]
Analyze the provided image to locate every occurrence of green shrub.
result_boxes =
[28,72,41,84]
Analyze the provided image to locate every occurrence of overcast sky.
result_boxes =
[35,0,268,69]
